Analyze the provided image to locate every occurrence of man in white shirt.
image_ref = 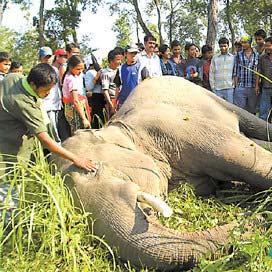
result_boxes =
[209,37,235,103]
[138,34,162,78]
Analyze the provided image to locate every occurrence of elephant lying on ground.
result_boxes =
[54,76,272,271]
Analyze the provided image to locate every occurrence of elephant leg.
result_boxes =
[205,131,272,189]
[184,174,218,196]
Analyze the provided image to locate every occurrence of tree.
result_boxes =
[0,26,17,51]
[206,0,218,49]
[131,0,153,37]
[13,28,40,71]
[38,0,45,47]
[112,11,132,48]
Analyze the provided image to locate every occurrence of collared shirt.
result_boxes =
[209,52,234,91]
[233,49,259,88]
[0,72,5,81]
[258,53,272,89]
[138,50,162,78]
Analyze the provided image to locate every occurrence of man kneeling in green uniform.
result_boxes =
[0,64,97,224]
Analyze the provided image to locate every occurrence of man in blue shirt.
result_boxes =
[115,44,149,109]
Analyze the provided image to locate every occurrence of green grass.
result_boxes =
[1,143,272,271]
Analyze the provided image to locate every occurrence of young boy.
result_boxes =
[114,44,149,109]
[101,49,123,117]
[0,52,12,81]
[183,43,202,85]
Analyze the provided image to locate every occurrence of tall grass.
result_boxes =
[0,140,272,271]
[0,141,117,271]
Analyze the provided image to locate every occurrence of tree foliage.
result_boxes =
[112,11,132,48]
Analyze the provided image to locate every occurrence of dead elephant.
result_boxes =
[54,76,272,270]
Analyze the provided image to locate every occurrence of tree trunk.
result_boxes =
[206,0,218,50]
[70,1,78,44]
[225,0,235,53]
[38,0,45,47]
[153,0,163,45]
[132,0,153,37]
[0,0,8,27]
[168,0,174,44]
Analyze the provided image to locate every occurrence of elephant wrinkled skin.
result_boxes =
[54,76,272,271]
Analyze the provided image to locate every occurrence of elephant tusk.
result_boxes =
[137,192,173,218]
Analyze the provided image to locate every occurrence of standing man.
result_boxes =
[255,36,272,121]
[170,40,186,77]
[138,34,162,78]
[115,44,149,109]
[101,49,123,119]
[254,29,267,56]
[233,34,259,114]
[209,37,235,103]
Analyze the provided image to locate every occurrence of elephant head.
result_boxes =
[54,76,271,270]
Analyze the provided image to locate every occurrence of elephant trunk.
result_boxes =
[75,177,241,271]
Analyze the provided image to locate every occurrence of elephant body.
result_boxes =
[55,77,272,270]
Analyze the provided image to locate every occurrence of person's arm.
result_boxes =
[103,89,115,111]
[209,57,215,91]
[71,90,90,128]
[141,67,150,80]
[92,69,102,85]
[114,69,121,100]
[36,132,97,171]
[233,54,239,88]
[59,65,66,88]
[255,57,262,95]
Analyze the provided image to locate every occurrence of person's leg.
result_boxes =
[225,88,234,104]
[57,108,71,142]
[213,90,225,100]
[234,87,247,110]
[247,87,258,114]
[260,88,272,121]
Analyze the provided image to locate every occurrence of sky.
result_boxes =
[2,1,118,60]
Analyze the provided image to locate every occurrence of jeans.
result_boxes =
[234,87,258,114]
[0,181,18,226]
[260,88,272,121]
[213,88,234,103]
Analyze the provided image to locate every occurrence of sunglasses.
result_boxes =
[59,55,68,58]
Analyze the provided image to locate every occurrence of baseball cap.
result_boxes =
[54,49,67,56]
[125,44,139,53]
[240,34,252,44]
[39,46,53,57]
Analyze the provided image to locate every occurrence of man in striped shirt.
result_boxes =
[233,34,259,114]
[209,37,235,103]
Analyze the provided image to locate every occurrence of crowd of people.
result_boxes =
[0,29,272,162]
